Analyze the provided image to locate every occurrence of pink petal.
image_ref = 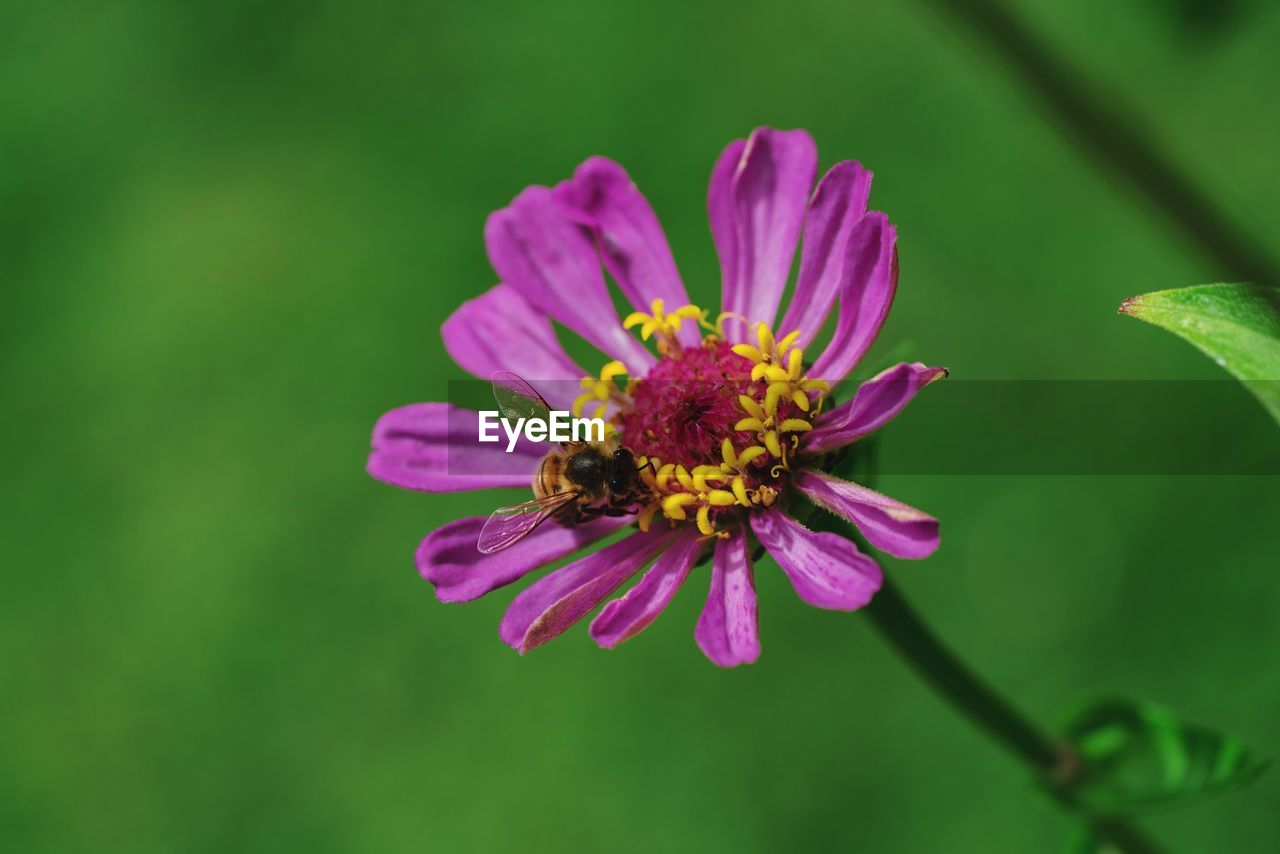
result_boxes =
[417,515,629,603]
[710,128,818,341]
[751,509,883,611]
[803,362,947,455]
[808,212,897,385]
[747,512,880,612]
[777,161,873,347]
[694,527,760,667]
[441,284,587,412]
[554,157,699,348]
[499,527,676,653]
[794,470,940,560]
[589,527,705,648]
[367,403,542,493]
[485,186,654,373]
[708,137,746,324]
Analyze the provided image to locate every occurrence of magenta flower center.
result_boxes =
[620,340,754,468]
[575,301,831,537]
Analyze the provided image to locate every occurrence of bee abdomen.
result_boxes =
[534,454,566,499]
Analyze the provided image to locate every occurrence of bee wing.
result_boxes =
[477,491,579,555]
[492,371,552,423]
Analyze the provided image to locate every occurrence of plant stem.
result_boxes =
[864,577,1164,853]
[865,578,1059,770]
[923,0,1280,287]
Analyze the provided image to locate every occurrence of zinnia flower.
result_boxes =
[368,127,945,666]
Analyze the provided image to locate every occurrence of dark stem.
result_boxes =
[864,576,1165,854]
[924,0,1280,286]
[864,578,1060,770]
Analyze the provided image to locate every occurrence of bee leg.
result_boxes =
[606,494,633,512]
[574,505,605,524]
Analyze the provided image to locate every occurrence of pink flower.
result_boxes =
[368,127,945,666]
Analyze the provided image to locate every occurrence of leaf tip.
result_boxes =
[1117,294,1144,317]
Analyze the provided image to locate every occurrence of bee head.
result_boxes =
[607,448,637,494]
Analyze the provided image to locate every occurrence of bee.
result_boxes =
[477,372,649,555]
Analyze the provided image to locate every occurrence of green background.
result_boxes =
[3,1,1277,851]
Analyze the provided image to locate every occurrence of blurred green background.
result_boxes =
[3,1,1278,851]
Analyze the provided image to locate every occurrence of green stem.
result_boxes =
[865,578,1060,770]
[923,0,1280,287]
[864,577,1164,854]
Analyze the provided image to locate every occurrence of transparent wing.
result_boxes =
[492,371,552,423]
[477,491,578,555]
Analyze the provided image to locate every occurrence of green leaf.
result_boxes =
[1119,283,1280,424]
[1057,696,1270,816]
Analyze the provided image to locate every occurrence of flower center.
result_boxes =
[576,301,830,538]
[620,339,753,469]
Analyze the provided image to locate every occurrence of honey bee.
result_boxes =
[477,372,649,555]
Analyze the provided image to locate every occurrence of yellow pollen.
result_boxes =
[636,501,662,532]
[729,320,830,461]
[623,299,704,352]
[572,360,627,418]
[661,492,697,520]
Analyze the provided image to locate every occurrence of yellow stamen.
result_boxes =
[674,465,696,491]
[696,505,715,536]
[691,465,726,492]
[709,311,743,337]
[623,299,705,349]
[756,322,775,354]
[764,431,783,457]
[637,501,662,532]
[737,395,766,420]
[662,492,697,520]
[762,364,791,383]
[656,463,677,491]
[787,348,803,379]
[706,490,737,506]
[574,360,628,417]
[764,383,786,417]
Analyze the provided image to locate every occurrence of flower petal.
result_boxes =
[808,212,897,385]
[708,137,746,324]
[589,526,704,648]
[803,362,947,455]
[554,157,700,348]
[710,128,818,341]
[441,283,587,412]
[367,403,540,493]
[485,186,654,372]
[776,161,873,347]
[694,527,760,667]
[751,509,883,611]
[793,469,940,559]
[499,527,676,653]
[417,514,629,603]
